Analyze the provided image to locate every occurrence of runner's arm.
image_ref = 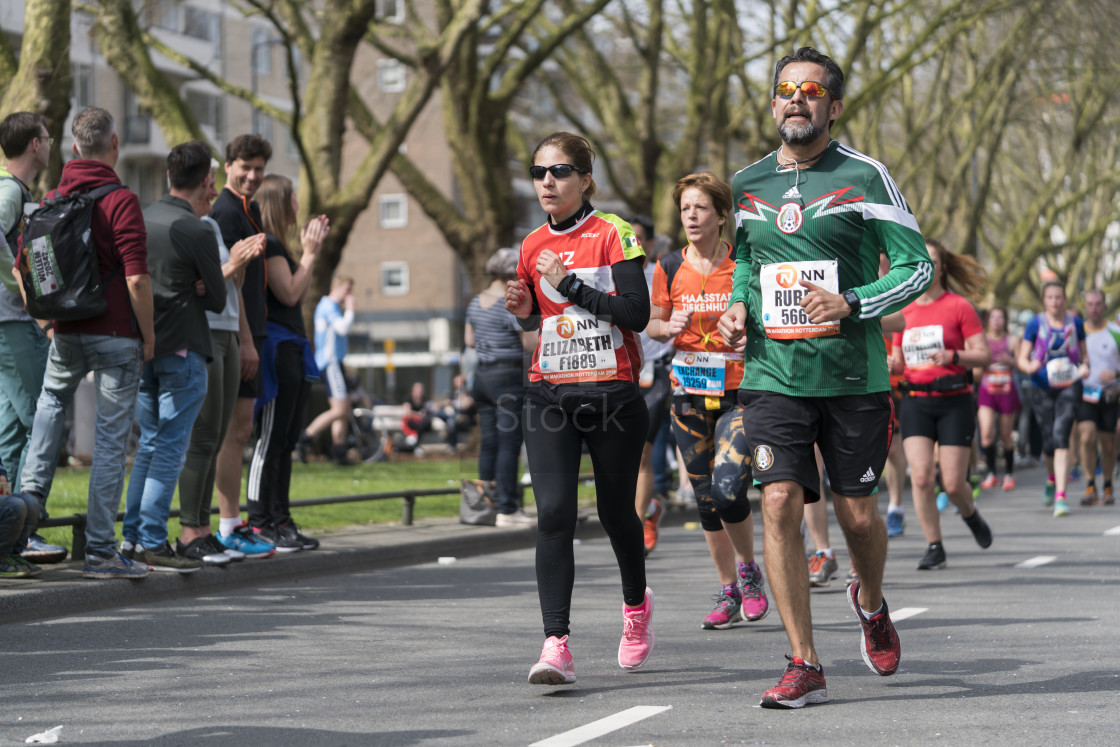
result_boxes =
[557,257,649,332]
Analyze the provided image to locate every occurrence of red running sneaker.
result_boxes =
[528,635,576,685]
[847,578,901,675]
[1002,474,1015,491]
[618,587,655,669]
[759,654,828,709]
[643,497,663,555]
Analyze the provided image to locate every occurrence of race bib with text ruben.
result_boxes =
[759,260,840,339]
[1046,357,1077,389]
[902,325,946,369]
[672,351,740,396]
[538,305,618,383]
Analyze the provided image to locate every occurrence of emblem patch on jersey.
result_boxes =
[624,235,639,248]
[776,202,803,234]
[754,445,775,471]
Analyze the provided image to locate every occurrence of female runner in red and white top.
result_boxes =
[890,239,992,571]
[647,172,769,630]
[506,132,653,686]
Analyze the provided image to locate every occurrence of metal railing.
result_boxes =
[39,487,459,558]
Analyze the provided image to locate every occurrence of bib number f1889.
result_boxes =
[759,260,840,340]
[538,305,619,383]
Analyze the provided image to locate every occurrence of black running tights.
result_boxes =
[524,393,648,639]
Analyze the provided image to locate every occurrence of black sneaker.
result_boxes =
[256,523,302,553]
[295,432,312,463]
[177,536,232,566]
[280,521,320,551]
[962,509,992,548]
[136,541,203,573]
[917,542,947,570]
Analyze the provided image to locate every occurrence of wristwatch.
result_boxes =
[842,289,861,317]
[565,276,585,299]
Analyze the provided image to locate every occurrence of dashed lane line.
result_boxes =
[530,705,672,747]
[1105,525,1120,536]
[1014,555,1057,569]
[890,607,928,622]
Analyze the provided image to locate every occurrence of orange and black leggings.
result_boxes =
[670,391,752,532]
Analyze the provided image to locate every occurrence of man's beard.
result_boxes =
[778,117,822,147]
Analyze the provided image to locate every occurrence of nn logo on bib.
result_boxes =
[859,467,876,483]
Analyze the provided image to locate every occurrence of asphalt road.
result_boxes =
[3,467,1119,746]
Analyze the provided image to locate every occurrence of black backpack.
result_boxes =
[18,183,124,321]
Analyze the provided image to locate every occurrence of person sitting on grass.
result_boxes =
[0,455,42,579]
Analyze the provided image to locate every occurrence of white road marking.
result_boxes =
[1015,555,1057,569]
[530,705,672,747]
[890,607,928,621]
[1105,525,1120,536]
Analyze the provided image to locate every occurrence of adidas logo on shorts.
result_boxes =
[859,467,876,483]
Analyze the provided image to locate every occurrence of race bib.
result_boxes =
[1083,385,1102,404]
[759,260,840,339]
[538,306,618,383]
[1045,357,1078,389]
[984,364,1012,395]
[672,351,740,396]
[902,325,946,369]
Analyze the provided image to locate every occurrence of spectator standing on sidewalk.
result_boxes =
[718,48,931,707]
[465,247,534,526]
[121,141,227,572]
[246,174,328,552]
[300,275,356,465]
[14,106,153,580]
[507,132,653,686]
[209,134,274,555]
[177,161,272,560]
[0,112,64,565]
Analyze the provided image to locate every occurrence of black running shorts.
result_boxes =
[737,389,893,502]
[1075,396,1119,432]
[899,392,975,446]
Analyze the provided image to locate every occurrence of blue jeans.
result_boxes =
[0,320,50,493]
[472,363,525,514]
[123,352,208,550]
[20,334,143,557]
[0,492,39,555]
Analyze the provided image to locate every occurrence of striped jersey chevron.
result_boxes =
[728,140,932,396]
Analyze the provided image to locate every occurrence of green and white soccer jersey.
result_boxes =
[729,140,932,397]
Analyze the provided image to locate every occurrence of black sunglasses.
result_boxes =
[529,164,586,180]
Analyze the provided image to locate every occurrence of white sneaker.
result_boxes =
[496,510,536,527]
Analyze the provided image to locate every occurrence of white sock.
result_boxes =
[219,517,241,536]
[888,506,904,516]
[820,548,834,559]
[863,601,885,618]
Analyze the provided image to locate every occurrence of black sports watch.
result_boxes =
[565,276,585,299]
[842,289,861,317]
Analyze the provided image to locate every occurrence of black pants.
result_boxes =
[248,341,310,528]
[523,388,648,639]
[472,363,526,514]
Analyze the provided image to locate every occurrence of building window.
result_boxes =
[377,0,406,23]
[286,128,301,160]
[254,113,273,143]
[185,90,225,142]
[148,0,179,31]
[381,262,409,296]
[73,64,93,109]
[379,194,408,228]
[251,27,274,76]
[183,7,219,44]
[377,60,406,93]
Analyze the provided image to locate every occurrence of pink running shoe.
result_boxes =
[738,560,770,621]
[618,587,655,669]
[980,473,998,490]
[1002,474,1016,491]
[847,579,900,676]
[701,585,743,630]
[528,635,576,685]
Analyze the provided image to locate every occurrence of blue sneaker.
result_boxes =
[218,522,276,559]
[1069,465,1082,483]
[22,534,68,564]
[1043,481,1055,507]
[936,492,949,512]
[886,511,904,537]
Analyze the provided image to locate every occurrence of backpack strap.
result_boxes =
[659,249,685,301]
[84,183,125,201]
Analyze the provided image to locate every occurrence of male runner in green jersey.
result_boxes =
[718,47,932,709]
